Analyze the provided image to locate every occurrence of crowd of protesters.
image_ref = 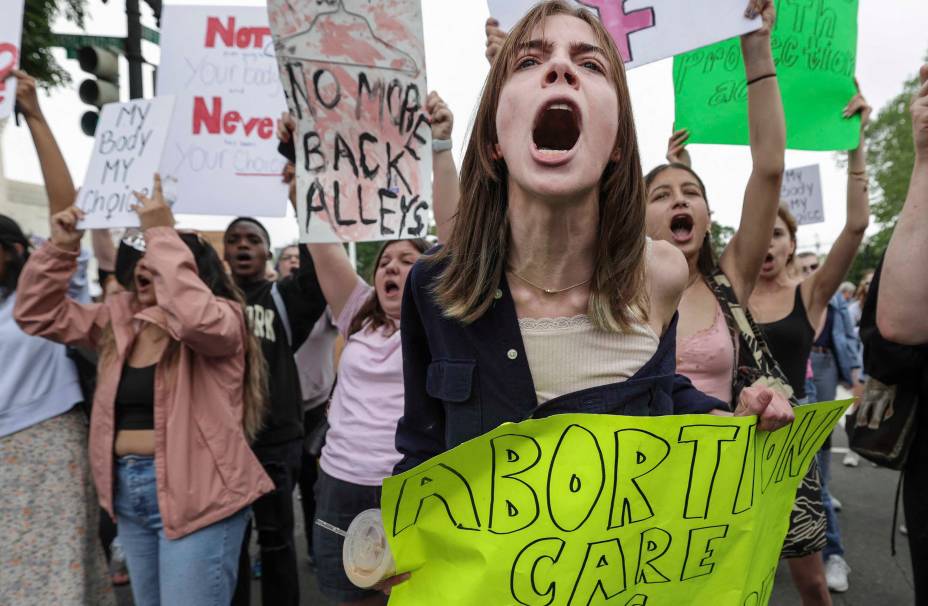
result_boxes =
[1,1,927,605]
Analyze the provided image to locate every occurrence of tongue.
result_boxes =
[672,227,690,239]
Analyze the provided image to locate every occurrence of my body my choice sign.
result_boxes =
[382,400,848,605]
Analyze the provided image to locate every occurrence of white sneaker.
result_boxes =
[843,451,860,467]
[825,555,850,592]
[830,495,842,512]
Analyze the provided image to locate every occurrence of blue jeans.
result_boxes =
[811,352,845,560]
[816,449,845,559]
[114,456,250,606]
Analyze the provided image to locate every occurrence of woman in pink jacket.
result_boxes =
[14,175,274,606]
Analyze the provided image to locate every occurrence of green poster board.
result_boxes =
[382,400,850,605]
[673,0,859,151]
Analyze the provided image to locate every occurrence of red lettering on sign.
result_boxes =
[192,96,276,139]
[204,16,272,49]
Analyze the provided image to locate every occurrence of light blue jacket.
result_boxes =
[828,293,863,385]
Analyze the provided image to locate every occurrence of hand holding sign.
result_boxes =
[843,90,872,134]
[734,384,794,432]
[13,69,39,121]
[426,92,453,141]
[50,207,87,253]
[914,65,928,161]
[485,17,506,65]
[665,128,691,166]
[742,0,775,38]
[133,173,175,231]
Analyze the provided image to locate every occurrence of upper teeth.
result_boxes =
[549,103,572,111]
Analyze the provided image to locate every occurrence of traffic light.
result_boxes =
[77,46,120,136]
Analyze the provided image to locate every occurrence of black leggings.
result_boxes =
[905,408,928,605]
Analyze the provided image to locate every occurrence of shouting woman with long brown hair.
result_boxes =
[14,175,273,606]
[394,0,792,481]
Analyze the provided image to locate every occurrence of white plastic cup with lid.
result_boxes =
[342,508,397,588]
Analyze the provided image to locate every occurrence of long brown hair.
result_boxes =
[777,203,798,265]
[99,232,268,442]
[644,163,717,277]
[430,0,649,332]
[348,238,430,337]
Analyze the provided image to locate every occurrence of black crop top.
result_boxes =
[756,286,814,400]
[115,364,156,431]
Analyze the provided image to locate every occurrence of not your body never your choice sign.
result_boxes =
[382,400,849,606]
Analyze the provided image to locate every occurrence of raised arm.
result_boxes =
[14,70,76,216]
[92,229,116,275]
[134,175,247,357]
[878,64,928,344]
[275,244,327,351]
[277,112,362,320]
[803,93,872,324]
[13,207,108,349]
[718,0,786,303]
[427,91,459,243]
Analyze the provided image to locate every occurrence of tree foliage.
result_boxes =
[354,241,382,282]
[710,222,735,253]
[20,0,87,89]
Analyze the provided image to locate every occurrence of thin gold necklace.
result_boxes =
[509,270,592,295]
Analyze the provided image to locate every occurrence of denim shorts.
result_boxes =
[312,469,382,602]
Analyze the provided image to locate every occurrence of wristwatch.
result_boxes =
[432,138,453,153]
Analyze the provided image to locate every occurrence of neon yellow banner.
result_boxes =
[382,400,849,605]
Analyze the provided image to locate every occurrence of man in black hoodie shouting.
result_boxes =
[224,216,325,606]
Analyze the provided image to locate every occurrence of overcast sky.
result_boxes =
[2,0,926,254]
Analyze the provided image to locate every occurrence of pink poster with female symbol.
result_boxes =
[488,0,761,70]
[268,0,432,243]
[0,0,25,119]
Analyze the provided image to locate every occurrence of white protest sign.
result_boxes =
[0,0,25,119]
[268,0,433,243]
[781,164,824,226]
[76,97,176,229]
[158,5,288,218]
[488,0,761,69]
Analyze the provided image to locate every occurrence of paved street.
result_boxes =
[117,425,916,605]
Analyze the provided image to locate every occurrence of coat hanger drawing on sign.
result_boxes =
[276,0,420,78]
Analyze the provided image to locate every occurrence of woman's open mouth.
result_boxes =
[669,214,694,243]
[384,279,400,296]
[762,253,775,270]
[531,99,581,165]
[136,275,152,289]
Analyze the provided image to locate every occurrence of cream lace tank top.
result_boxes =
[518,315,659,404]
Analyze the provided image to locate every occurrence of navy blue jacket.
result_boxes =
[394,254,725,475]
